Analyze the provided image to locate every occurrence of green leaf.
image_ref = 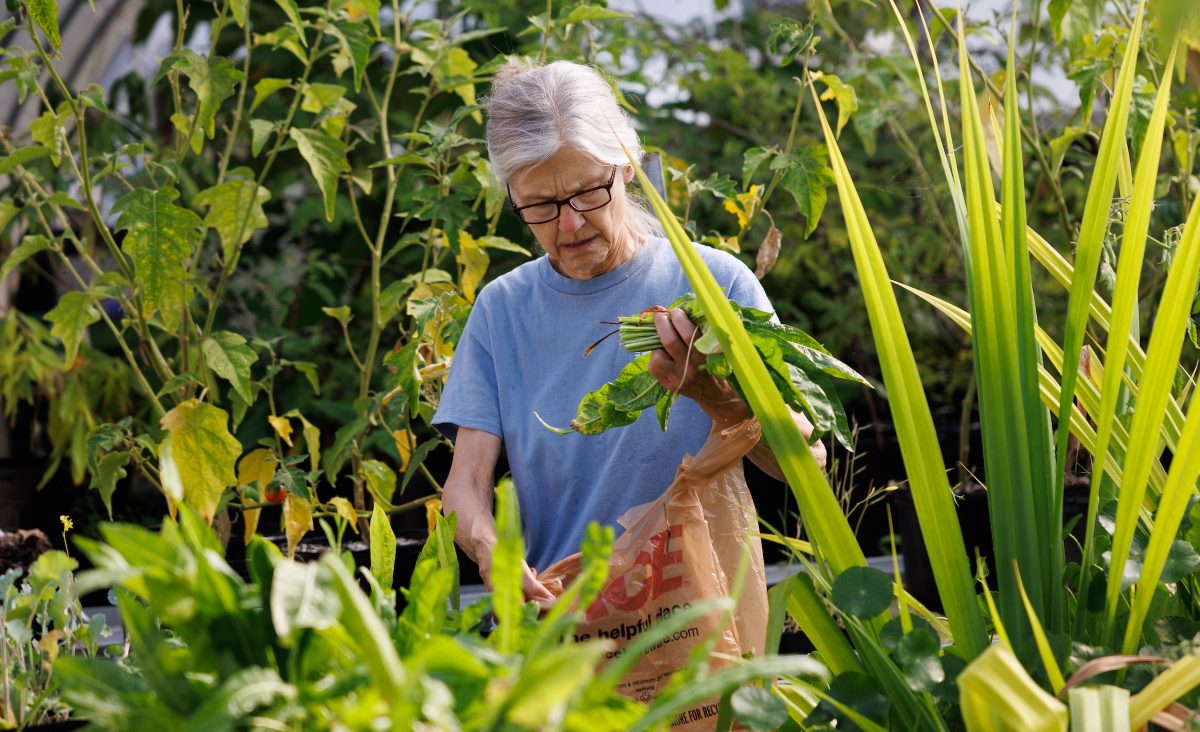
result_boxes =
[561,5,631,23]
[250,77,292,113]
[249,119,278,157]
[289,128,349,222]
[194,177,271,261]
[1049,0,1074,42]
[201,331,257,404]
[893,627,945,692]
[369,502,396,589]
[2,234,52,279]
[28,0,61,49]
[564,353,667,435]
[90,451,129,520]
[45,290,100,367]
[959,645,1068,731]
[742,146,776,189]
[730,686,789,730]
[29,109,64,165]
[331,20,371,91]
[322,304,351,326]
[158,399,242,522]
[773,145,834,237]
[229,0,249,26]
[324,417,366,484]
[0,145,50,175]
[321,552,407,698]
[112,187,202,334]
[273,0,308,46]
[270,560,340,643]
[831,565,892,619]
[186,667,296,729]
[359,458,396,506]
[490,479,525,654]
[300,82,346,114]
[0,199,20,236]
[165,50,245,139]
[383,341,421,418]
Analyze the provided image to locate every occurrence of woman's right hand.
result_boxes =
[477,549,557,609]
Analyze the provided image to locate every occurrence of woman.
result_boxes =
[434,58,825,605]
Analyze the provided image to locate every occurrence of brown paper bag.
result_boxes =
[539,419,769,729]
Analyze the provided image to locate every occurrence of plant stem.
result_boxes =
[217,16,254,184]
[203,4,333,337]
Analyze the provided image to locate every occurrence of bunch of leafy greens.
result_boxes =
[540,294,867,448]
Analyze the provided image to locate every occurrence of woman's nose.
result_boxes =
[558,206,585,232]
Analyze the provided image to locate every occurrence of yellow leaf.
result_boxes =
[456,230,490,302]
[437,48,480,122]
[723,184,761,229]
[283,409,322,472]
[268,415,294,447]
[159,399,241,523]
[283,493,313,559]
[419,362,449,383]
[393,429,413,473]
[425,498,442,536]
[39,630,63,670]
[237,448,276,545]
[328,496,360,534]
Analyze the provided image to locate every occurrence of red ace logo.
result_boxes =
[586,524,684,622]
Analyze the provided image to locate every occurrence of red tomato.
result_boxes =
[264,485,288,504]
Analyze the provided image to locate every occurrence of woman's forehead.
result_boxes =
[510,149,610,198]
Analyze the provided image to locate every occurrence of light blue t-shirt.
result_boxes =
[432,236,772,569]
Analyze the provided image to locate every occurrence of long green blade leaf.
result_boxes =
[810,82,987,657]
[1105,191,1200,628]
[1082,43,1178,634]
[1052,1,1145,574]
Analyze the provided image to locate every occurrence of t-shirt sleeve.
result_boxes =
[432,295,503,443]
[712,248,774,316]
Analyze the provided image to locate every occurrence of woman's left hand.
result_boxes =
[648,308,749,426]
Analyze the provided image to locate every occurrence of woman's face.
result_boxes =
[508,147,637,280]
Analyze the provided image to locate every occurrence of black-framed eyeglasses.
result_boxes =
[507,166,618,225]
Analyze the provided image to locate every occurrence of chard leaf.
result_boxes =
[567,353,668,435]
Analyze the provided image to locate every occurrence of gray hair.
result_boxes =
[485,58,662,242]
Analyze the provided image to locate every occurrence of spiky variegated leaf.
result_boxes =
[201,331,258,404]
[112,188,202,333]
[194,178,271,261]
[159,399,241,523]
[164,50,245,139]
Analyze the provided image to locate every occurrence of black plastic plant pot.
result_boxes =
[0,456,48,531]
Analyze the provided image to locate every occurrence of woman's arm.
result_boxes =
[647,308,827,480]
[441,427,556,605]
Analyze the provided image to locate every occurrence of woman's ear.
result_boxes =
[622,165,635,184]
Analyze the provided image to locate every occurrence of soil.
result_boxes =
[0,528,52,574]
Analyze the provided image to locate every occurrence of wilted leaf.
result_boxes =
[201,330,257,404]
[289,128,349,222]
[112,188,202,333]
[45,291,100,367]
[723,185,761,229]
[159,399,242,522]
[393,429,413,473]
[755,225,782,279]
[283,409,321,471]
[194,178,271,261]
